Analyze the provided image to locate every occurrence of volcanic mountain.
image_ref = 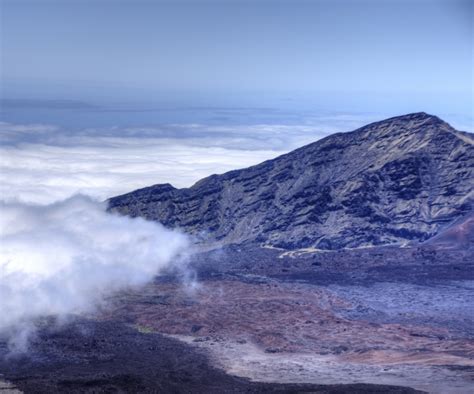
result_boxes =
[108,112,474,250]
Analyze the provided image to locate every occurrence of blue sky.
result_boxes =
[1,0,472,119]
[0,0,472,202]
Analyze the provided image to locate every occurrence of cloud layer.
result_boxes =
[0,117,377,204]
[0,195,189,349]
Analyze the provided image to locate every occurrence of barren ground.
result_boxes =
[1,244,472,393]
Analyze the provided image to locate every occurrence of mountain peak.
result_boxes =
[109,113,473,250]
[396,111,438,120]
[349,112,452,143]
[380,112,443,123]
[370,112,447,128]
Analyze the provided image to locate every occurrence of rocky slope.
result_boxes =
[108,112,474,250]
[423,211,474,250]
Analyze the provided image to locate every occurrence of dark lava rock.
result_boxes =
[0,319,423,393]
[108,113,474,250]
[191,324,203,333]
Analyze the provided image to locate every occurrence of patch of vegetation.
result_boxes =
[134,324,155,334]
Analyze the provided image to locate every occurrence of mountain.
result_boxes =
[108,113,474,250]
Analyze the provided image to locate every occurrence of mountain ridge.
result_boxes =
[108,112,474,250]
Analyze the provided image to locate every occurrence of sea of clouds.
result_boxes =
[0,117,376,204]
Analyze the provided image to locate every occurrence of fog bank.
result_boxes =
[0,195,189,350]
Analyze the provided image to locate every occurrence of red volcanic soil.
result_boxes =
[110,280,471,358]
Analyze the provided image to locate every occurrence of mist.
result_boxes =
[0,195,189,350]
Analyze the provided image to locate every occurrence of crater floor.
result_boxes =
[1,244,472,393]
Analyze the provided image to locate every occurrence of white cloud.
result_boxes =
[0,117,379,204]
[0,195,189,350]
[0,141,286,204]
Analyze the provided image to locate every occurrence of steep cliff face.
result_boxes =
[108,113,474,250]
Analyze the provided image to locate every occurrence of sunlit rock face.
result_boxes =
[109,113,474,250]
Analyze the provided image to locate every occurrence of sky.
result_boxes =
[0,0,473,203]
[1,0,472,103]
